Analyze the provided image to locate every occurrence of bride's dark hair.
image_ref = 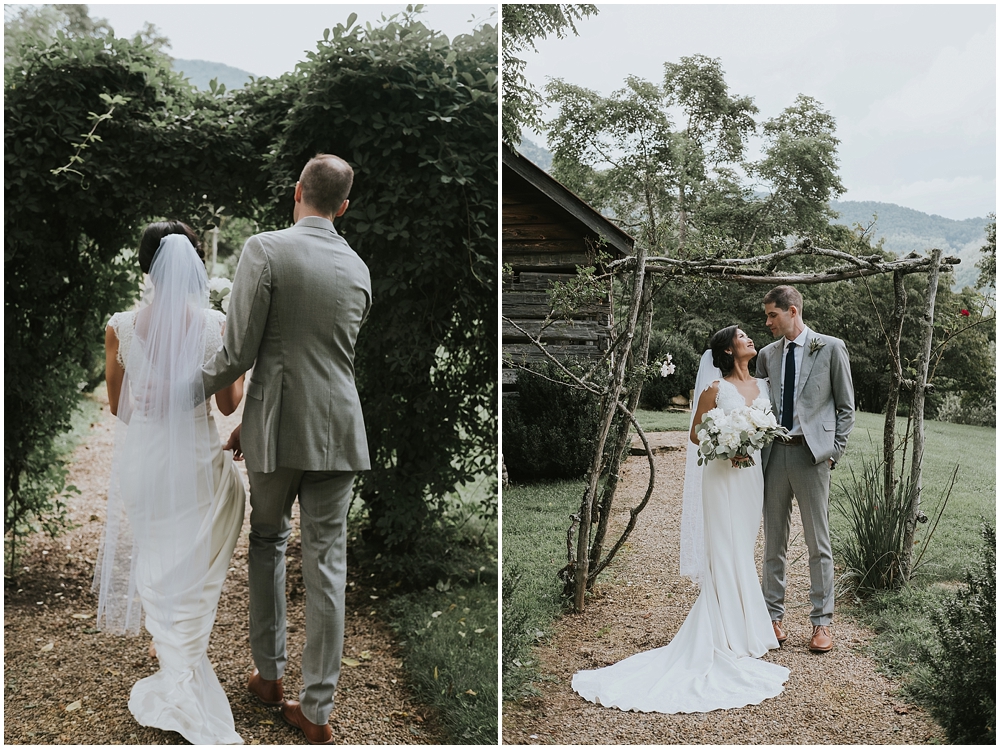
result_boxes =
[709,325,740,376]
[139,221,204,273]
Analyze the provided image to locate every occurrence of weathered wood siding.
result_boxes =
[502,147,632,389]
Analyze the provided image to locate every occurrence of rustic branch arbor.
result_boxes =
[502,165,959,611]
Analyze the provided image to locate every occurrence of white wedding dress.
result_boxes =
[105,307,246,744]
[572,378,789,713]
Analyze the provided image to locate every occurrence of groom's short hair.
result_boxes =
[299,154,354,216]
[764,285,803,315]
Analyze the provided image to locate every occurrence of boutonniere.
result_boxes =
[808,337,826,356]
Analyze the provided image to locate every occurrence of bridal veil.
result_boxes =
[93,234,218,635]
[680,349,722,584]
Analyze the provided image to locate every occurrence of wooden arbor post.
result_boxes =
[573,242,649,613]
[900,249,943,581]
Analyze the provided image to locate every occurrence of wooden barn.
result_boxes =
[502,144,635,388]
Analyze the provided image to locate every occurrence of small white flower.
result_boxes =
[660,354,676,378]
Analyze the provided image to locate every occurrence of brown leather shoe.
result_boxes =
[248,668,284,706]
[809,624,833,652]
[282,700,333,745]
[772,620,787,644]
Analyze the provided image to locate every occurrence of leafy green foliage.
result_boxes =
[501,4,597,144]
[5,10,497,562]
[976,213,996,290]
[912,522,996,744]
[546,57,842,255]
[503,363,600,483]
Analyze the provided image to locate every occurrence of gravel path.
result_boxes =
[502,432,945,744]
[4,390,446,745]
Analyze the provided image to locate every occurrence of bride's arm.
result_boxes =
[212,319,244,416]
[214,374,245,416]
[689,383,719,446]
[105,326,125,417]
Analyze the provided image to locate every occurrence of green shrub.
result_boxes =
[503,362,599,482]
[934,391,996,428]
[912,521,995,744]
[832,454,955,594]
[640,330,701,410]
[249,15,498,551]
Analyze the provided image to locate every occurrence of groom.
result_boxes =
[202,154,372,743]
[756,285,854,653]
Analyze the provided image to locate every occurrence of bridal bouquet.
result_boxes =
[695,404,787,468]
[208,276,233,314]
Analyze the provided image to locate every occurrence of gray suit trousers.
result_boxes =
[247,467,355,726]
[762,442,835,626]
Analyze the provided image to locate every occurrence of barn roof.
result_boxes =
[503,144,634,258]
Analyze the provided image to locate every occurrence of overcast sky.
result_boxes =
[516,3,995,221]
[88,3,495,78]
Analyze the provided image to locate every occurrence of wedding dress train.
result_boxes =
[572,378,789,713]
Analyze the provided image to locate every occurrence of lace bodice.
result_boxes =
[715,378,770,413]
[108,308,226,370]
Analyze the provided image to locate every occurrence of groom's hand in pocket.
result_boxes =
[224,424,244,461]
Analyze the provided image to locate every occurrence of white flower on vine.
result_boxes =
[660,354,676,377]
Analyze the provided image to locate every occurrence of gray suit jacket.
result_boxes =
[203,216,372,473]
[757,331,855,468]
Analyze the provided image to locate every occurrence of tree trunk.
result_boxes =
[572,243,649,612]
[883,272,906,503]
[587,274,656,582]
[900,249,942,581]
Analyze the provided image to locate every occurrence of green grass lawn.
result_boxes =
[633,408,691,433]
[376,474,498,744]
[385,575,497,743]
[501,479,583,697]
[503,409,996,704]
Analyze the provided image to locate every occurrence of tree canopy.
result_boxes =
[501,3,596,145]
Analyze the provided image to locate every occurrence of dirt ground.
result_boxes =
[3,391,446,745]
[502,432,946,745]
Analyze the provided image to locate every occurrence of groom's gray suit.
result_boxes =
[757,326,854,627]
[203,215,371,725]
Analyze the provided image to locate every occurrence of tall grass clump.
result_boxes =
[911,521,995,744]
[832,455,955,594]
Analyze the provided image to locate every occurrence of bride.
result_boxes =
[94,221,247,744]
[572,325,789,713]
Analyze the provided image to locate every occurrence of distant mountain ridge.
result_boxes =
[515,138,991,290]
[172,58,254,91]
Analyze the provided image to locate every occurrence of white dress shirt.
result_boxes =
[779,325,812,436]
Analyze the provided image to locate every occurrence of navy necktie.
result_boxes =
[781,342,796,430]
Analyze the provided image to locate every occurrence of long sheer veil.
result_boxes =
[680,349,722,585]
[93,234,216,634]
